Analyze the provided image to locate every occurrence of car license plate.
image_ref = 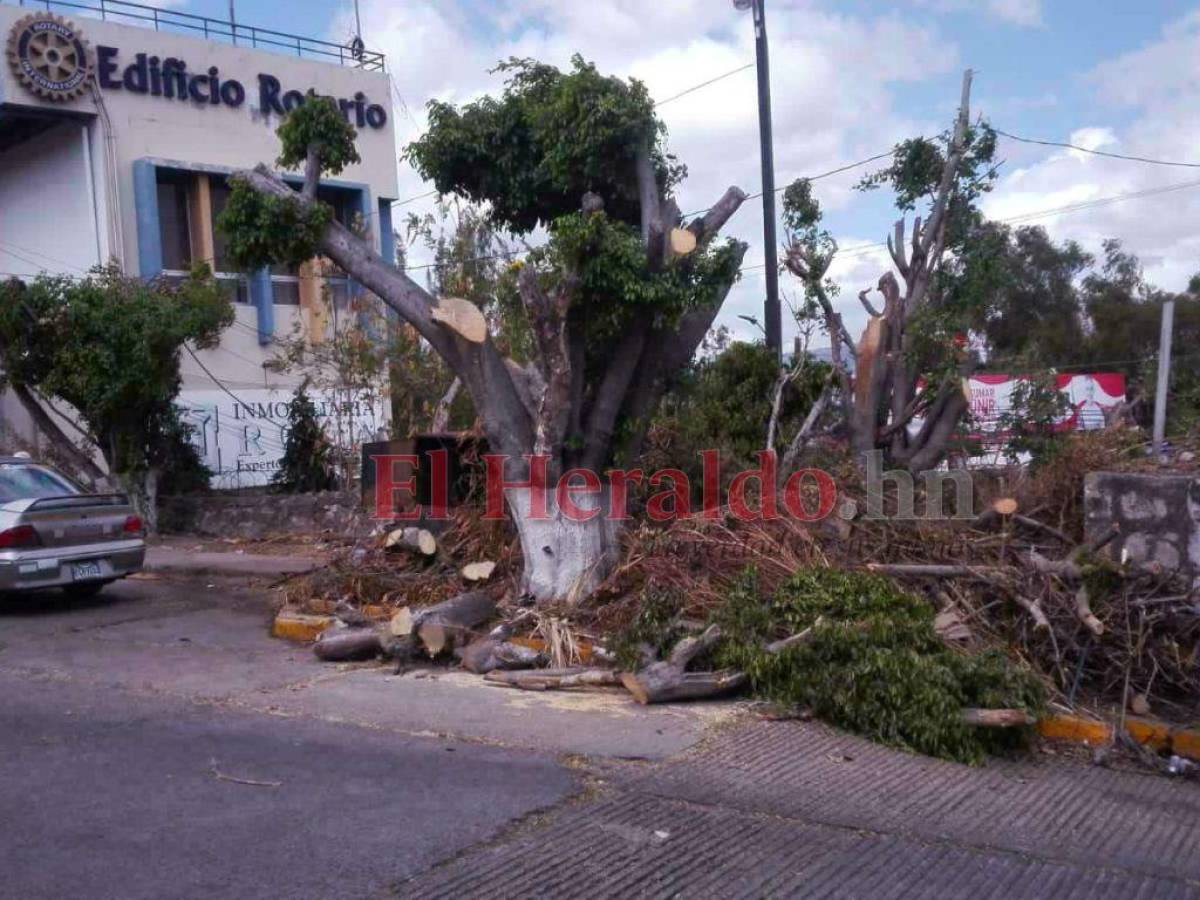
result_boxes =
[72,561,103,581]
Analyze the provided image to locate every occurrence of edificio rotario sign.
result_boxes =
[7,13,388,129]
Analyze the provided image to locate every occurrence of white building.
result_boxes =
[0,0,398,486]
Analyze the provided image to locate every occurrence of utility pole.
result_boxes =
[735,0,782,362]
[1152,297,1175,461]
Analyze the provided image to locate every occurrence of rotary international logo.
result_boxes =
[6,13,92,101]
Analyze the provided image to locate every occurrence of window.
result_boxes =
[317,186,355,227]
[270,265,301,305]
[209,176,251,304]
[209,176,234,273]
[156,170,192,272]
[154,168,363,309]
[0,464,80,501]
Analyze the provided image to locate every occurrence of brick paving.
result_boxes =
[400,720,1200,898]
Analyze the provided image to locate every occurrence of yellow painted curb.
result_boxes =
[272,609,335,643]
[1038,714,1200,760]
[305,599,391,621]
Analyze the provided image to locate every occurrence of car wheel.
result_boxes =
[63,581,107,600]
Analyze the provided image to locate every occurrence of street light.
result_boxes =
[733,0,781,362]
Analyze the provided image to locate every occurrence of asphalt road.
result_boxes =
[0,576,577,900]
[4,572,1199,899]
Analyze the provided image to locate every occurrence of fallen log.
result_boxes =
[620,625,748,705]
[621,667,747,705]
[459,638,545,674]
[484,667,621,691]
[391,591,497,658]
[384,526,437,556]
[460,561,497,582]
[961,708,1035,727]
[313,627,383,662]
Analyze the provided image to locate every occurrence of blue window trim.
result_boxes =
[131,156,382,346]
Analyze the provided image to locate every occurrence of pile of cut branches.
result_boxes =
[278,505,520,616]
[283,430,1198,742]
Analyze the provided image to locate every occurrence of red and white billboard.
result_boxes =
[965,373,1126,433]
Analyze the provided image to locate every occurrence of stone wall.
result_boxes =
[159,490,374,540]
[1084,472,1200,583]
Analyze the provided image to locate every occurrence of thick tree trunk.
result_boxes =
[506,486,622,605]
[116,468,159,535]
[391,590,497,657]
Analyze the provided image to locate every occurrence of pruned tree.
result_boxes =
[219,60,748,604]
[783,70,998,472]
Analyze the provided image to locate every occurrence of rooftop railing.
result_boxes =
[13,0,386,71]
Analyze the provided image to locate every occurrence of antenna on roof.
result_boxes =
[349,0,365,63]
[229,0,238,46]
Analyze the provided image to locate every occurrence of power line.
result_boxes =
[738,176,1200,272]
[995,129,1200,169]
[183,345,289,452]
[656,63,755,106]
[682,149,895,219]
[391,189,439,209]
[1001,177,1200,224]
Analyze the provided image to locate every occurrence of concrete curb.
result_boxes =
[267,611,1200,763]
[271,605,391,643]
[1039,713,1200,760]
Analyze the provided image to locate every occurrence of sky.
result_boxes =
[172,0,1200,349]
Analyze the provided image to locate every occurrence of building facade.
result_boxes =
[0,1,398,486]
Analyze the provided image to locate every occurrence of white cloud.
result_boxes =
[986,0,1043,28]
[335,0,961,347]
[983,11,1200,293]
[909,0,1043,27]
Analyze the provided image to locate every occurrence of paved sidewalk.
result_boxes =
[143,544,326,578]
[403,720,1200,898]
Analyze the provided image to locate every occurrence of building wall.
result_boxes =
[0,4,398,273]
[0,4,400,483]
[0,120,102,278]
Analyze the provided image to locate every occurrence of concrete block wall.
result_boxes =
[1084,472,1200,584]
[159,490,374,540]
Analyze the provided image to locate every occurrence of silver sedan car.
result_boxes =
[0,457,145,597]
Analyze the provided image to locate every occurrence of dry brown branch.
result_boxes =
[483,667,621,691]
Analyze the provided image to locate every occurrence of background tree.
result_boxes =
[272,379,337,493]
[0,266,232,529]
[783,71,998,472]
[1078,242,1200,433]
[390,199,527,435]
[647,337,827,498]
[220,57,749,604]
[951,223,1090,368]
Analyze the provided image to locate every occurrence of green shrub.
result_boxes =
[712,567,1044,764]
[610,588,687,672]
[272,380,336,493]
